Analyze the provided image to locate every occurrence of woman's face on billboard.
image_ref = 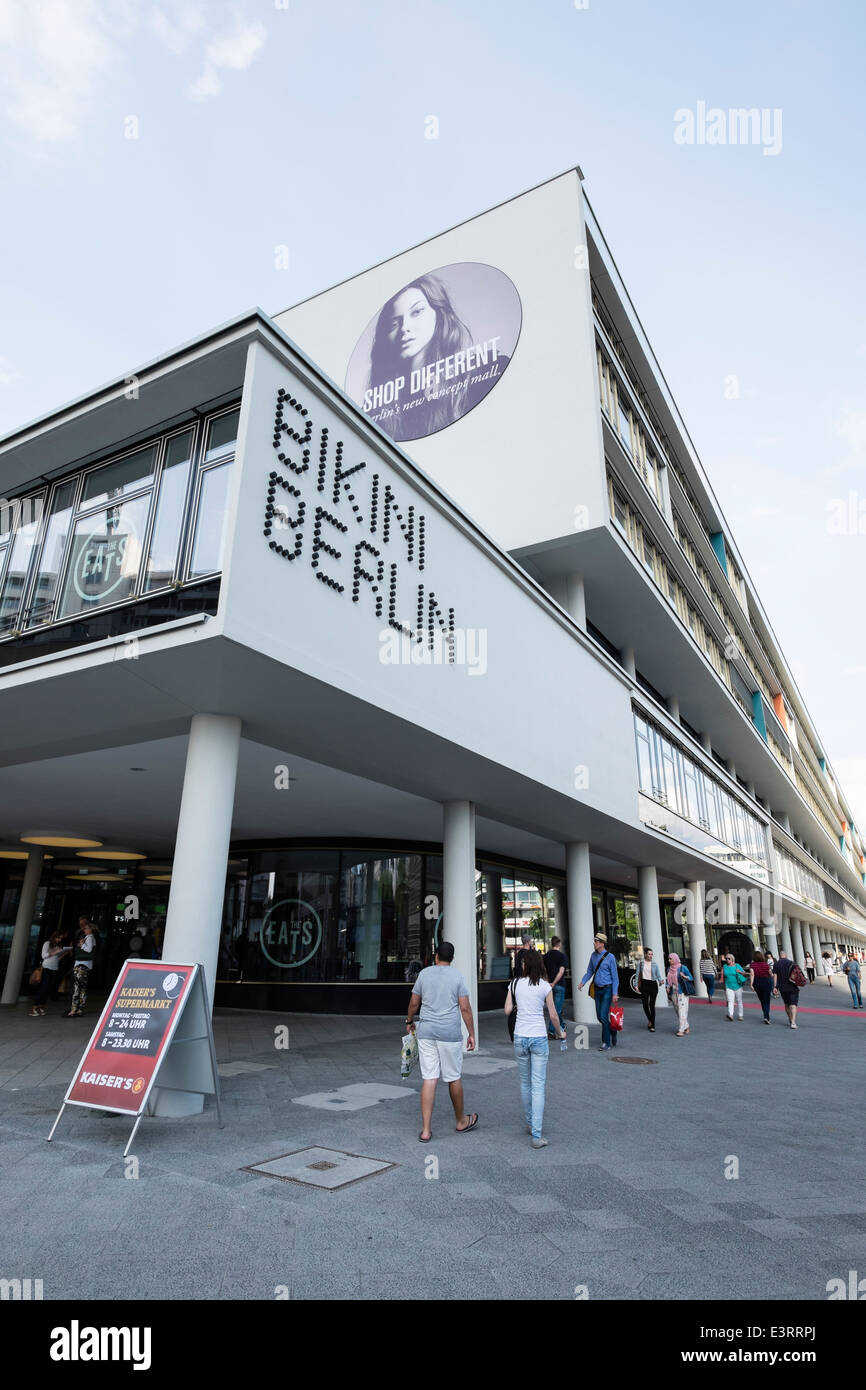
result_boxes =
[387,287,437,359]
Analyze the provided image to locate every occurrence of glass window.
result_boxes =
[27,479,76,624]
[635,714,653,794]
[0,501,44,634]
[57,495,150,619]
[204,409,240,462]
[81,445,157,508]
[618,401,632,452]
[143,430,195,592]
[189,462,232,578]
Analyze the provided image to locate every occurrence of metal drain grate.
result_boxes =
[611,1056,658,1065]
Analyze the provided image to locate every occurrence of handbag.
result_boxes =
[588,949,610,1000]
[609,1004,624,1032]
[789,964,807,989]
[679,966,696,997]
[506,977,518,1040]
[30,965,43,986]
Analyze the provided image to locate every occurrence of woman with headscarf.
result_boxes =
[666,952,694,1037]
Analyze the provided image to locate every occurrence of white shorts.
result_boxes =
[417,1038,464,1082]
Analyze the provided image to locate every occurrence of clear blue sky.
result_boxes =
[1,0,864,821]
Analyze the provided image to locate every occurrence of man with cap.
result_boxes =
[577,932,620,1051]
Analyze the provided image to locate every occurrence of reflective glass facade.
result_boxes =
[0,405,239,640]
[634,707,768,877]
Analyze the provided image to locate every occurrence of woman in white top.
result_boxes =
[504,949,564,1148]
[29,932,71,1016]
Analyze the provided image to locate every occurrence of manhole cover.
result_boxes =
[611,1057,658,1065]
[241,1146,397,1190]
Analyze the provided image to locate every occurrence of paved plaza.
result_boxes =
[1,979,864,1302]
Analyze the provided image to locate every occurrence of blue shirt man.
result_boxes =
[578,933,620,1050]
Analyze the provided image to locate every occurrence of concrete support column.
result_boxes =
[638,865,668,1008]
[779,813,792,834]
[700,733,712,755]
[565,574,586,632]
[155,714,241,1116]
[746,892,761,949]
[621,647,636,680]
[763,917,779,958]
[726,760,737,781]
[566,841,596,1027]
[781,916,794,959]
[484,873,503,980]
[443,800,478,1047]
[666,695,680,724]
[687,880,708,997]
[810,924,825,975]
[0,848,44,1006]
[790,920,807,970]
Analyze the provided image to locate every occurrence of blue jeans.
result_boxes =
[594,984,616,1046]
[513,1036,549,1139]
[548,984,566,1035]
[848,976,862,1006]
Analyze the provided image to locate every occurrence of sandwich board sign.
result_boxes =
[47,960,222,1156]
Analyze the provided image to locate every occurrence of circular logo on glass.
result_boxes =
[345,261,522,443]
[259,898,323,970]
[73,526,138,603]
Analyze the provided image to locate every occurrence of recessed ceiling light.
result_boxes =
[21,832,103,849]
[76,847,147,861]
[129,768,146,772]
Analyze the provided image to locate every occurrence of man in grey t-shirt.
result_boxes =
[406,941,477,1142]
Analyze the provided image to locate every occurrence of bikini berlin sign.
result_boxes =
[344,262,522,443]
[265,382,463,661]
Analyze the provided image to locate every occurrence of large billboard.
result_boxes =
[275,171,607,554]
[344,262,521,443]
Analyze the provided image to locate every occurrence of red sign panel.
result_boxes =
[67,961,194,1114]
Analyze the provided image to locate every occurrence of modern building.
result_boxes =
[1,170,864,1045]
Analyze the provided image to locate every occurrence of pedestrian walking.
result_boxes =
[405,941,478,1142]
[699,948,718,1002]
[504,948,564,1147]
[544,936,568,1040]
[843,954,863,1008]
[722,953,747,1020]
[577,932,619,1051]
[822,953,834,985]
[65,917,96,1017]
[666,952,694,1036]
[749,951,774,1023]
[773,950,802,1029]
[28,932,72,1016]
[637,947,664,1031]
[804,951,815,984]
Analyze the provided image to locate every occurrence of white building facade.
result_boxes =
[0,171,863,1030]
